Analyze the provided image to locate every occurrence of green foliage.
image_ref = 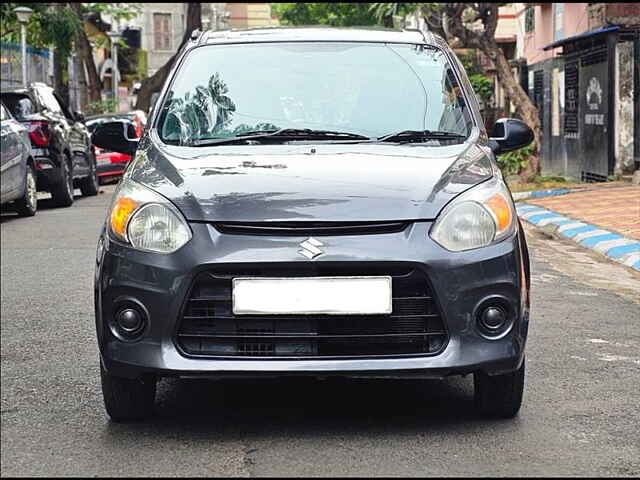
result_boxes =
[272,2,424,28]
[82,3,142,22]
[86,98,118,115]
[272,3,385,27]
[469,73,493,103]
[369,3,420,24]
[459,52,480,75]
[1,3,58,49]
[1,3,140,56]
[496,144,534,177]
[459,52,493,104]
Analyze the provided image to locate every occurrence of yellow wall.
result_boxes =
[227,3,278,29]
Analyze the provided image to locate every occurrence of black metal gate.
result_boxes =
[564,59,581,178]
[533,70,544,128]
[579,46,609,181]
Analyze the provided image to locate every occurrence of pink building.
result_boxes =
[518,3,590,67]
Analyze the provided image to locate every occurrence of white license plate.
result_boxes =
[232,276,392,315]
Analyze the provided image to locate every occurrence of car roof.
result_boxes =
[199,26,438,46]
[2,83,51,95]
[86,114,133,121]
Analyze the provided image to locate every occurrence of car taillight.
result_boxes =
[28,121,50,147]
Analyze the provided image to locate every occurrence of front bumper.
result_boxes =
[95,221,529,380]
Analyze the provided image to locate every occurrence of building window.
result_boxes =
[154,13,171,51]
[525,6,535,33]
[553,3,564,41]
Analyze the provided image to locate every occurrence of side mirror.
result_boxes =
[92,121,139,156]
[488,118,534,155]
[73,111,85,123]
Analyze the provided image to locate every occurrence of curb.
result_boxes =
[515,202,640,273]
[511,188,576,201]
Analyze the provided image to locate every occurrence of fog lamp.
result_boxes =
[480,307,506,331]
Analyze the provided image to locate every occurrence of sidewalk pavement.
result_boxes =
[516,185,640,272]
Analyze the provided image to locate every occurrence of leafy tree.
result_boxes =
[272,3,408,28]
[273,3,375,27]
[74,3,141,105]
[1,3,139,107]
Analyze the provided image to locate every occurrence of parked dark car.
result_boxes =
[92,28,533,422]
[1,83,98,207]
[86,112,145,184]
[1,101,37,216]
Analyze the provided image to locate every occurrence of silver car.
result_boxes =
[0,101,37,216]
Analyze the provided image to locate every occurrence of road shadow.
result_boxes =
[1,189,108,224]
[103,375,514,439]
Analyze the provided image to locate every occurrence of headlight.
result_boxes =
[430,176,516,251]
[108,178,192,253]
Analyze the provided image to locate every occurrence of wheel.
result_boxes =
[50,156,74,207]
[474,357,525,418]
[79,151,99,196]
[100,362,156,422]
[14,164,37,217]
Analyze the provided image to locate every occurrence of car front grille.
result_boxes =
[213,221,409,236]
[176,263,448,359]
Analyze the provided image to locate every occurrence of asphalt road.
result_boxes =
[1,185,639,477]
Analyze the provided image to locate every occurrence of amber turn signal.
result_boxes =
[110,196,140,240]
[484,193,512,234]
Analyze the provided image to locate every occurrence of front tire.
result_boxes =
[14,164,37,217]
[100,362,156,422]
[474,358,525,418]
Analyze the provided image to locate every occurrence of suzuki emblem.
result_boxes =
[298,237,324,260]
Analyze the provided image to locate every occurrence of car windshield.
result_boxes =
[157,42,473,146]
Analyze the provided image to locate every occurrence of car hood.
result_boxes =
[127,137,494,222]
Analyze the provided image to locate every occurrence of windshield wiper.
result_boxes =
[193,128,371,146]
[377,130,467,143]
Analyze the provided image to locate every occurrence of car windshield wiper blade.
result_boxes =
[377,130,467,143]
[193,128,371,146]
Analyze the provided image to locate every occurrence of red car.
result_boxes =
[86,111,146,184]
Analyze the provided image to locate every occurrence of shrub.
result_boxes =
[86,99,118,116]
[496,144,534,176]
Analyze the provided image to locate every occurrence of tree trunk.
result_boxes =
[52,4,70,106]
[74,52,88,111]
[421,7,447,39]
[70,2,102,103]
[440,3,542,177]
[135,3,201,112]
[480,38,541,177]
[53,48,69,106]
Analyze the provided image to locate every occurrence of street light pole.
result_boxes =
[13,6,34,88]
[107,31,122,112]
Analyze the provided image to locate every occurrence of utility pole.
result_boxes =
[13,6,34,88]
[107,30,122,112]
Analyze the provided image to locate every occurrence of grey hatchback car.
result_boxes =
[1,101,37,216]
[92,27,533,422]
